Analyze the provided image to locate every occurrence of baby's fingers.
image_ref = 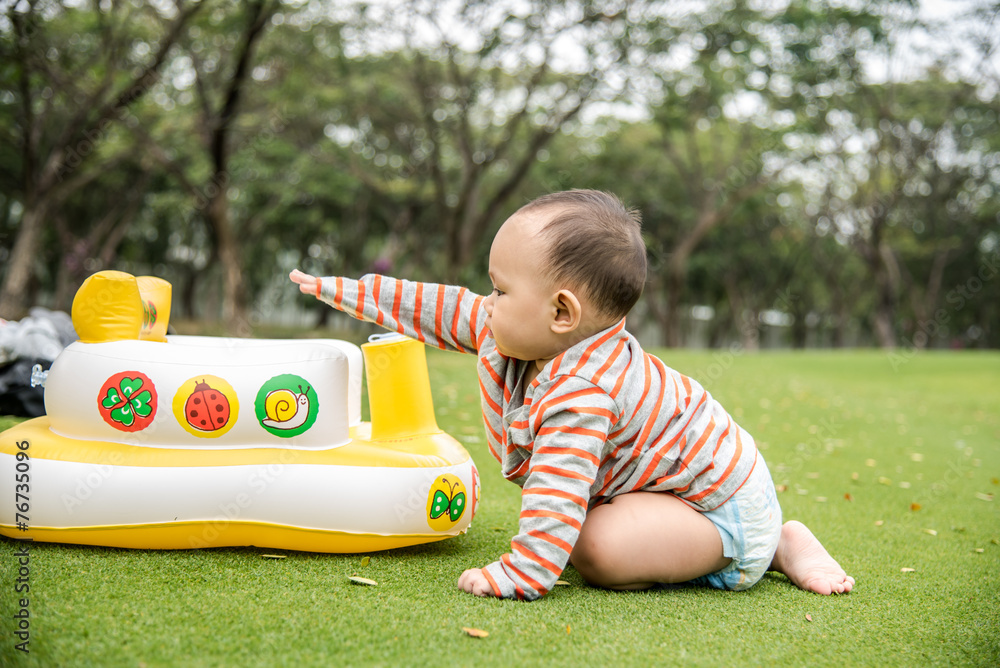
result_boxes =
[289,268,312,284]
[289,269,320,296]
[457,568,495,597]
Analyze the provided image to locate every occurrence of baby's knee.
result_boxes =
[571,515,621,587]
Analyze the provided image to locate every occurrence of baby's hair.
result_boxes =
[519,189,647,321]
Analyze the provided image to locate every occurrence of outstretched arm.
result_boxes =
[289,269,488,354]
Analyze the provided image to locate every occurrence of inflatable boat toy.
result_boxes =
[0,271,479,553]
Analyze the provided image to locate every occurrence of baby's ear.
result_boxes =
[551,289,582,334]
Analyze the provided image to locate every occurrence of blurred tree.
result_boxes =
[0,0,204,318]
[130,0,277,334]
[801,67,998,347]
[306,0,645,284]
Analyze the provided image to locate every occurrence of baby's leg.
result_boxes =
[570,492,730,589]
[768,521,855,594]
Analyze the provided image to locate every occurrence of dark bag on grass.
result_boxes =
[0,357,50,417]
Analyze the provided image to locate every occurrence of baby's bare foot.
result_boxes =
[770,520,855,595]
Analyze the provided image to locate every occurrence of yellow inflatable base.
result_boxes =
[0,417,476,553]
[1,416,470,469]
[0,522,452,553]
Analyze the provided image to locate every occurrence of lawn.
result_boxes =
[1,349,998,667]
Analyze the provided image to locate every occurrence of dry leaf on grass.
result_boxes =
[844,493,853,502]
[462,627,489,638]
[554,580,570,586]
[875,520,884,526]
[923,528,938,536]
[974,492,994,502]
[261,554,286,559]
[974,548,984,553]
[775,485,788,493]
[360,556,370,567]
[901,567,916,573]
[566,624,571,635]
[910,503,922,511]
[348,576,378,586]
[805,614,813,622]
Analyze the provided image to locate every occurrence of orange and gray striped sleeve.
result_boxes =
[482,375,616,600]
[317,274,488,354]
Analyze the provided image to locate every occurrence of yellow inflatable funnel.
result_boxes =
[362,333,440,440]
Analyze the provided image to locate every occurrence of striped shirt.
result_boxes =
[319,274,758,600]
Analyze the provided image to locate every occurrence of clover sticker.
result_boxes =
[98,371,158,432]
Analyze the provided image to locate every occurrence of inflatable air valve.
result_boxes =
[362,333,439,440]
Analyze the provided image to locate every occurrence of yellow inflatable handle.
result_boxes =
[362,334,439,440]
[71,271,173,343]
[136,275,172,342]
[72,271,144,343]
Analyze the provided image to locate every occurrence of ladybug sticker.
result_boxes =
[172,375,239,438]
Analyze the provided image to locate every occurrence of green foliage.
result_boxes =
[0,0,997,345]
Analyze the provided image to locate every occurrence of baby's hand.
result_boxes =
[457,568,496,597]
[289,269,320,297]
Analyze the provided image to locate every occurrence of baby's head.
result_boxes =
[520,189,647,323]
[485,190,646,363]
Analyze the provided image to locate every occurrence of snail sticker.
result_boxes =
[426,474,467,532]
[173,375,239,438]
[254,374,319,438]
[98,371,157,432]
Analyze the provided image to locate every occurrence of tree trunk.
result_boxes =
[663,207,720,347]
[207,191,250,336]
[871,268,897,349]
[0,203,49,319]
[643,276,670,347]
[664,268,685,348]
[741,310,760,351]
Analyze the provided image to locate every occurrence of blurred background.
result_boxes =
[0,0,997,349]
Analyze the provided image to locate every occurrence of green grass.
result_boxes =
[1,349,998,667]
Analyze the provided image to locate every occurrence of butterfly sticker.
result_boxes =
[426,475,468,530]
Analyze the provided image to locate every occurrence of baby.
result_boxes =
[290,189,854,600]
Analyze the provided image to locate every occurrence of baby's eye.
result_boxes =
[492,287,504,297]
